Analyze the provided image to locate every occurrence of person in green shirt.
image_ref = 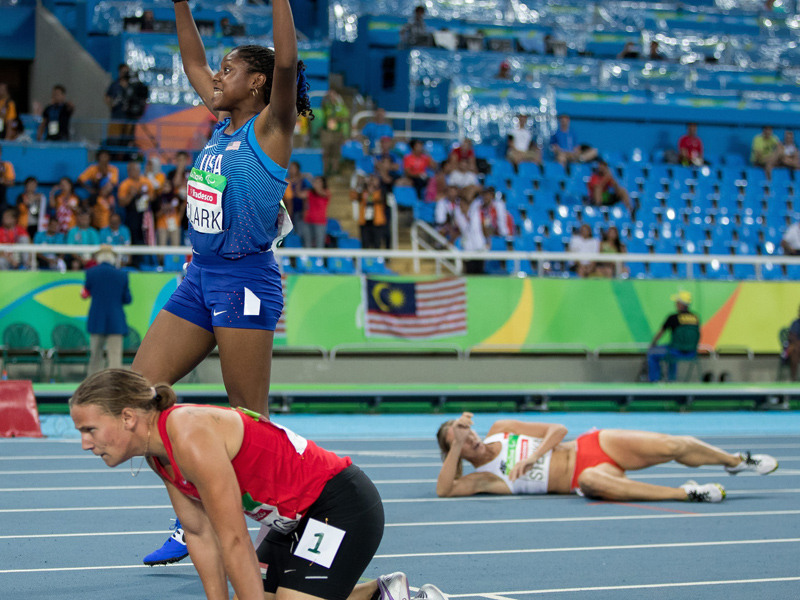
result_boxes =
[319,89,350,175]
[751,125,783,179]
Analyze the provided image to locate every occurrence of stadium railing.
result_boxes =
[350,110,462,142]
[2,243,799,281]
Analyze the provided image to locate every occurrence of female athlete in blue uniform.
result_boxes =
[132,0,312,565]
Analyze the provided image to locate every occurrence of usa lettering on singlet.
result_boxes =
[187,116,289,259]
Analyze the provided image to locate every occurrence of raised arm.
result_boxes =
[174,1,220,118]
[254,0,298,167]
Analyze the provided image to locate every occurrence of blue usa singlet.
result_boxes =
[187,115,288,259]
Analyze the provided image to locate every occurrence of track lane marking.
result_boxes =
[446,576,800,596]
[3,509,800,538]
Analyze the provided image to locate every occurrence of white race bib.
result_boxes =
[48,121,60,136]
[293,518,345,568]
[187,168,226,234]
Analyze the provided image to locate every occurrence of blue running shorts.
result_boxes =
[163,251,283,332]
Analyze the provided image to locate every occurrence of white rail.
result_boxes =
[350,110,462,142]
[1,244,798,279]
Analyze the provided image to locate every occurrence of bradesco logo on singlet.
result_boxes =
[187,167,227,233]
[507,434,547,481]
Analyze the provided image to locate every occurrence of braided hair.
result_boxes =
[234,45,314,120]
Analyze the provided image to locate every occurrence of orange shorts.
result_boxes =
[570,429,622,491]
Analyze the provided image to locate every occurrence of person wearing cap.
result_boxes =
[82,245,132,375]
[647,291,701,382]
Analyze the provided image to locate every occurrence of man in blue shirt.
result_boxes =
[83,245,131,374]
[33,218,65,270]
[550,114,597,167]
[99,212,132,246]
[361,108,394,154]
[37,85,74,141]
[66,210,100,270]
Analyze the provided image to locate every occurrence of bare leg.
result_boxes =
[599,429,741,471]
[578,463,686,501]
[215,327,274,416]
[132,310,217,384]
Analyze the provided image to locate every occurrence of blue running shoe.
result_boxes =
[143,518,189,566]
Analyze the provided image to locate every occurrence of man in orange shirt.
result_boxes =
[117,161,154,265]
[78,150,120,197]
[0,144,15,213]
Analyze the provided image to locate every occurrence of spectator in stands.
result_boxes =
[678,122,704,167]
[376,152,402,195]
[16,176,48,240]
[33,218,66,271]
[0,207,29,269]
[751,125,783,179]
[361,108,394,154]
[403,139,435,198]
[587,160,634,215]
[435,185,462,243]
[649,40,666,61]
[167,151,190,232]
[617,41,640,60]
[144,155,165,193]
[785,304,800,381]
[473,187,512,238]
[285,161,311,240]
[446,158,481,202]
[550,114,597,168]
[37,84,74,141]
[79,150,120,197]
[91,180,116,231]
[596,225,627,278]
[319,89,350,176]
[506,114,541,170]
[141,10,156,32]
[0,83,18,140]
[0,145,16,214]
[647,291,700,382]
[357,174,389,249]
[455,198,487,274]
[303,176,330,248]
[99,212,132,249]
[83,245,131,375]
[153,179,183,249]
[448,138,477,172]
[118,161,155,258]
[778,130,800,171]
[105,64,148,156]
[67,210,100,270]
[780,216,800,255]
[568,223,599,278]
[495,61,512,80]
[400,5,433,48]
[50,177,80,234]
[425,170,447,204]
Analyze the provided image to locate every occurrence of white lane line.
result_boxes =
[0,463,444,475]
[373,537,800,559]
[4,509,800,540]
[0,563,196,574]
[0,479,436,492]
[446,576,800,596]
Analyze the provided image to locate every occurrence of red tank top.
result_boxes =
[152,405,352,533]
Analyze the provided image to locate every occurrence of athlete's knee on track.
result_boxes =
[577,468,609,499]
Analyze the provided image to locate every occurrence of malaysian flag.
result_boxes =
[275,274,287,339]
[364,277,468,339]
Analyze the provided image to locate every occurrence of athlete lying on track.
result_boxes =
[436,413,778,502]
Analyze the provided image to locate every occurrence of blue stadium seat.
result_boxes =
[490,159,515,179]
[341,140,365,161]
[506,258,535,276]
[787,264,800,280]
[517,162,541,181]
[326,257,356,274]
[474,144,498,160]
[625,237,650,254]
[722,154,745,168]
[649,262,673,279]
[361,257,396,275]
[533,190,558,211]
[413,202,436,224]
[542,161,567,181]
[762,262,784,280]
[338,237,362,249]
[297,257,329,274]
[705,262,731,280]
[744,167,767,187]
[281,233,302,248]
[425,141,448,164]
[163,255,186,272]
[355,156,375,175]
[393,186,419,208]
[280,256,297,274]
[653,239,678,254]
[732,263,756,280]
[626,262,647,279]
[540,236,565,252]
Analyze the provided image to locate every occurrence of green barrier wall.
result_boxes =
[0,273,795,353]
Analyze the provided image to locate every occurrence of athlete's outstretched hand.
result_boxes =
[508,457,536,482]
[452,412,473,445]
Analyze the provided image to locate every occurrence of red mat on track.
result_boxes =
[0,380,43,437]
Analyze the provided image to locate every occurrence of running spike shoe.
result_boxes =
[680,480,726,503]
[725,452,779,476]
[414,584,449,600]
[378,572,411,600]
[143,518,189,566]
